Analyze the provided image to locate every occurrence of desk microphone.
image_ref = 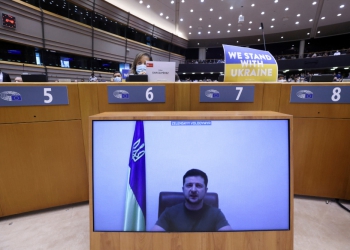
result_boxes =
[261,22,266,51]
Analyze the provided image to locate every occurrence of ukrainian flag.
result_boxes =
[123,121,146,231]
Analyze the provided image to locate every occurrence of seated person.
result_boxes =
[111,71,122,82]
[129,52,153,75]
[14,76,23,82]
[151,169,232,232]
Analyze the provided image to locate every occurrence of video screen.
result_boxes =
[60,57,72,68]
[92,120,290,232]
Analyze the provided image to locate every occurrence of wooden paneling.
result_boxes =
[78,83,100,168]
[97,83,175,112]
[190,83,264,111]
[0,83,81,124]
[293,118,350,198]
[0,120,88,217]
[174,83,191,111]
[262,83,281,111]
[279,83,350,118]
[89,111,293,250]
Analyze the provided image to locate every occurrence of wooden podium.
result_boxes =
[89,111,294,250]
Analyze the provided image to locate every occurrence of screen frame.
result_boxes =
[91,116,291,233]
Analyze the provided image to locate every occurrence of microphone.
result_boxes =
[261,22,266,51]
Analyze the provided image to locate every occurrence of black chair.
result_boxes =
[158,192,218,218]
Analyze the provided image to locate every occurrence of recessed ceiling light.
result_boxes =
[198,31,201,34]
[182,0,185,2]
[248,28,251,30]
[296,21,299,24]
[337,13,342,16]
[281,36,283,38]
[210,8,213,11]
[201,0,204,2]
[274,0,278,3]
[340,5,344,8]
[238,29,240,31]
[218,31,220,33]
[199,18,202,20]
[259,27,262,29]
[271,25,274,28]
[258,39,260,41]
[189,25,192,28]
[166,16,169,19]
[171,0,174,3]
[249,21,252,24]
[219,16,222,19]
[237,41,239,43]
[139,0,143,3]
[272,18,275,21]
[180,18,183,21]
[160,13,163,16]
[230,6,233,9]
[312,1,317,5]
[147,5,150,8]
[307,33,310,35]
[261,12,265,15]
[321,17,325,19]
[189,32,191,34]
[208,24,211,27]
[228,23,231,26]
[309,19,313,21]
[251,4,255,7]
[344,67,349,69]
[317,31,320,33]
[297,14,300,17]
[197,43,199,45]
[227,30,230,32]
[208,31,210,34]
[285,7,289,11]
[190,9,193,12]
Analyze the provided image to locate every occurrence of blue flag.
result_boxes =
[123,121,146,231]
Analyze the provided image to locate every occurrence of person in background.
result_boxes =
[111,71,122,82]
[89,72,98,82]
[335,72,342,81]
[334,50,341,56]
[0,69,11,82]
[129,52,153,75]
[14,76,23,82]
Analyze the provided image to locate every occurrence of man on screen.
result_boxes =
[151,169,232,232]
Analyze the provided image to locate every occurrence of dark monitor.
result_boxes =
[218,75,224,82]
[21,74,48,82]
[127,75,148,82]
[310,74,334,82]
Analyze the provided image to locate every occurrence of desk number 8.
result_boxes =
[331,87,341,102]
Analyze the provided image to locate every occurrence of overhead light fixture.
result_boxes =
[321,17,325,19]
[317,31,320,33]
[340,5,344,8]
[219,16,222,19]
[230,6,233,9]
[189,32,191,34]
[238,6,244,23]
[295,21,299,24]
[271,25,274,28]
[249,21,252,24]
[227,30,230,32]
[208,31,210,34]
[147,5,150,8]
[160,13,163,16]
[337,13,342,16]
[309,19,313,21]
[307,32,310,35]
[199,18,202,20]
[228,23,231,26]
[180,18,183,21]
[238,29,240,31]
[298,69,303,71]
[344,67,349,69]
[139,0,143,3]
[258,39,260,41]
[281,36,283,38]
[190,9,193,12]
[217,31,220,33]
[237,41,239,43]
[248,28,251,30]
[198,31,201,34]
[261,12,265,15]
[251,4,255,7]
[312,1,317,5]
[208,24,211,27]
[272,18,275,21]
[189,25,192,28]
[171,0,174,3]
[285,7,289,11]
[210,8,213,11]
[182,0,184,2]
[274,0,278,3]
[297,14,300,17]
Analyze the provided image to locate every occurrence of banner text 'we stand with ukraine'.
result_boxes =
[223,45,278,82]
